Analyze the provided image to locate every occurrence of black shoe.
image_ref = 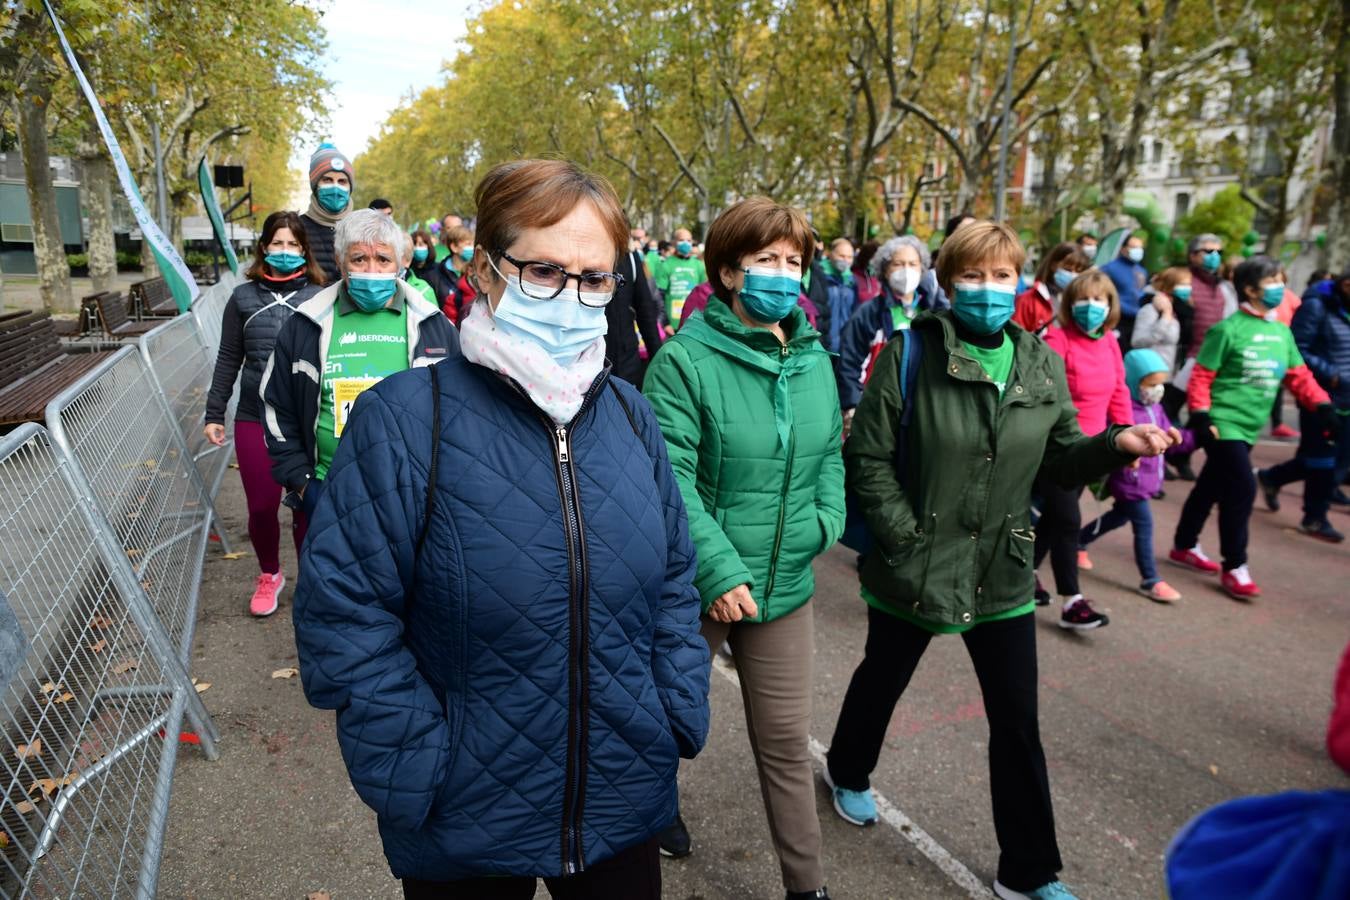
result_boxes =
[1034,576,1051,606]
[1163,464,1178,481]
[1331,489,1350,509]
[1256,468,1280,512]
[1299,519,1345,543]
[786,889,830,900]
[1175,460,1197,481]
[657,814,691,858]
[1151,489,1166,500]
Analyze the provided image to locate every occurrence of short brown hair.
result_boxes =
[1151,266,1190,295]
[442,225,473,248]
[1034,242,1092,287]
[473,159,628,262]
[705,197,814,304]
[247,210,327,286]
[934,221,1026,293]
[1057,268,1121,333]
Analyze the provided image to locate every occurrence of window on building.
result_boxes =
[1153,141,1163,165]
[1174,192,1191,223]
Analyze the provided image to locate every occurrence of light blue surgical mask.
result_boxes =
[412,247,429,264]
[492,274,610,364]
[1172,285,1193,301]
[1126,246,1144,263]
[676,240,693,256]
[739,266,800,323]
[459,247,475,263]
[317,184,350,214]
[1201,250,1221,272]
[951,281,1016,335]
[1072,299,1110,336]
[1053,268,1075,291]
[346,272,398,312]
[1261,283,1285,309]
[264,251,305,274]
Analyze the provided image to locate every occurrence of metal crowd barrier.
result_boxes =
[0,423,218,898]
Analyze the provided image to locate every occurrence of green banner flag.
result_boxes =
[197,158,240,275]
[43,0,198,312]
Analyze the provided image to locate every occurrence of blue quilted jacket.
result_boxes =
[293,355,711,881]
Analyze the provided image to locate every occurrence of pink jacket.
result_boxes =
[1330,640,1350,774]
[1043,324,1133,436]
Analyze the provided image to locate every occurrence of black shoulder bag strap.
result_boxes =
[416,364,441,557]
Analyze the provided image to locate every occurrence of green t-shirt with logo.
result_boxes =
[960,334,1014,397]
[890,303,916,332]
[656,255,706,324]
[1196,310,1304,444]
[314,299,409,480]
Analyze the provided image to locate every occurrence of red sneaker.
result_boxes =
[250,571,285,617]
[1168,545,1221,574]
[1220,565,1261,599]
[1269,423,1299,440]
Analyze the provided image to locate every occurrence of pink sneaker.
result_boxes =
[1077,550,1094,570]
[250,571,285,617]
[1168,545,1221,574]
[1140,581,1182,603]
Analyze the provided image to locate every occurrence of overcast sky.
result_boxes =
[289,0,473,201]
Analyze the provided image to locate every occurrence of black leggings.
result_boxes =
[1173,440,1255,570]
[402,839,660,900]
[1033,480,1083,597]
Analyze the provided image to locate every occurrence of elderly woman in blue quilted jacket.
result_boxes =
[293,158,711,899]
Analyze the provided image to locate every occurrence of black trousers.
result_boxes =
[827,608,1062,892]
[1033,480,1083,597]
[402,839,660,900]
[1264,407,1347,522]
[1173,439,1255,570]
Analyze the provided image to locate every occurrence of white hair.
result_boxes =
[335,208,409,267]
[871,235,931,277]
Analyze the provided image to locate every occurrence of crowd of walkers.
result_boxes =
[200,144,1348,900]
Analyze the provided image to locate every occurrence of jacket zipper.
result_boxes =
[530,378,606,876]
[763,342,796,610]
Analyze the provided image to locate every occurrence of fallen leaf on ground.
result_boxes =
[28,778,56,798]
[1209,764,1219,776]
[61,772,80,786]
[228,462,240,469]
[53,692,75,705]
[193,681,211,694]
[14,800,37,815]
[112,659,138,674]
[271,667,299,680]
[16,740,41,759]
[39,682,56,695]
[90,616,112,628]
[0,832,9,848]
[143,459,157,469]
[220,551,249,560]
[126,548,142,558]
[88,639,107,653]
[306,892,331,900]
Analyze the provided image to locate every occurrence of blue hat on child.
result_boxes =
[1123,349,1168,403]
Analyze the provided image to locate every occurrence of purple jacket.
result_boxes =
[1105,401,1196,502]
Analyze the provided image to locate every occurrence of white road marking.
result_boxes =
[711,654,995,898]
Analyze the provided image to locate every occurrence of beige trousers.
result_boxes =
[701,601,823,893]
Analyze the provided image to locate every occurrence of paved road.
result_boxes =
[157,437,1348,899]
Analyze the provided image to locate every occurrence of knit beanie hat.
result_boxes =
[1123,348,1168,402]
[309,142,354,194]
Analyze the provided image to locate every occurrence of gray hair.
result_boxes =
[870,235,931,277]
[1187,233,1222,254]
[335,208,409,267]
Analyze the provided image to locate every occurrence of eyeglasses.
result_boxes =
[494,250,625,307]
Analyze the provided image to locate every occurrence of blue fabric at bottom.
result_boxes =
[1079,497,1156,584]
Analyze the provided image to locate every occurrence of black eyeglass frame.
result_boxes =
[493,249,626,307]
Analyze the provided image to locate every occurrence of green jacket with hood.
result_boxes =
[849,310,1133,629]
[645,299,845,622]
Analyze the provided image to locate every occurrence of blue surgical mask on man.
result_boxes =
[346,272,398,312]
[676,240,693,256]
[317,184,350,214]
[739,267,800,323]
[1201,250,1221,273]
[1126,246,1144,263]
[951,282,1016,334]
[1261,283,1285,309]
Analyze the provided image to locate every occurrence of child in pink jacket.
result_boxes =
[1034,269,1134,631]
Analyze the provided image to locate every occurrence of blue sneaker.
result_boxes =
[821,766,876,826]
[993,879,1079,900]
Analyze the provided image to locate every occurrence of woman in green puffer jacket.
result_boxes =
[823,222,1180,900]
[645,197,845,900]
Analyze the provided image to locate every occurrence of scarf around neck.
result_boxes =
[304,194,345,228]
[459,302,605,426]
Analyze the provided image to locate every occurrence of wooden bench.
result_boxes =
[0,312,114,427]
[94,292,159,340]
[131,277,178,318]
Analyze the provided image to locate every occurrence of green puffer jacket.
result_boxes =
[645,300,846,622]
[849,311,1133,628]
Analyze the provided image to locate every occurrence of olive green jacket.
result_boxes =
[645,301,845,622]
[848,311,1132,627]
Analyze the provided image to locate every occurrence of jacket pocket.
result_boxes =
[1008,526,1036,567]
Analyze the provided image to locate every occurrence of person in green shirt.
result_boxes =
[401,235,437,306]
[1171,255,1335,600]
[825,221,1179,900]
[655,227,706,331]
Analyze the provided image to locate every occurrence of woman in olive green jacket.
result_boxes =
[645,197,845,900]
[824,222,1178,900]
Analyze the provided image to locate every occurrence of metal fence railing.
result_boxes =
[0,423,217,898]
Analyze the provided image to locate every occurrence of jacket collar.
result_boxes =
[682,298,825,365]
[917,310,1044,397]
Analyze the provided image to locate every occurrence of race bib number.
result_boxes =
[332,377,381,438]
